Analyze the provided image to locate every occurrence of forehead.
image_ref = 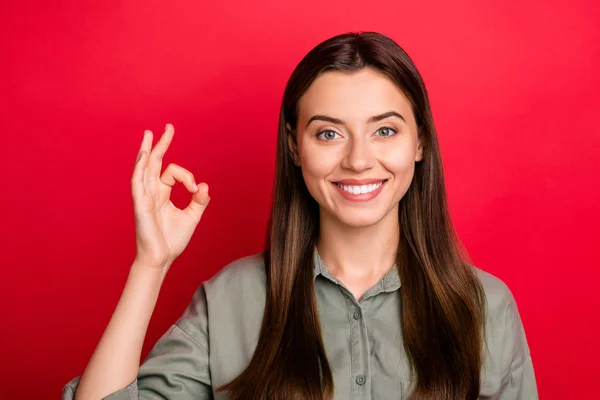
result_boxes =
[297,67,415,126]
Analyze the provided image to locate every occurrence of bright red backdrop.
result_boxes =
[1,1,598,398]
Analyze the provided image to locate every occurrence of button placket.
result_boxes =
[347,301,370,397]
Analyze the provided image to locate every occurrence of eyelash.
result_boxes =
[316,126,398,140]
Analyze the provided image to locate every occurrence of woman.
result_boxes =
[63,32,537,400]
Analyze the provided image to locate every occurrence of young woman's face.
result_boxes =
[290,67,424,228]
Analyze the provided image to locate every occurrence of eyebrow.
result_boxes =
[305,111,406,129]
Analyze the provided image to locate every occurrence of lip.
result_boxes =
[332,179,387,203]
[334,178,387,185]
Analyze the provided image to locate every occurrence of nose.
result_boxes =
[340,136,375,172]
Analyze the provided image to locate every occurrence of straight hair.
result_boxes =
[217,31,487,400]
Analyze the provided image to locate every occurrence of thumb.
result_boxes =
[184,183,210,223]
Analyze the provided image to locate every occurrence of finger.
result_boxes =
[160,163,198,192]
[132,130,153,196]
[131,150,148,199]
[147,124,175,188]
[140,130,153,189]
[139,130,153,160]
[184,182,210,223]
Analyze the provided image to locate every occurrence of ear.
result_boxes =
[415,135,424,162]
[286,123,301,166]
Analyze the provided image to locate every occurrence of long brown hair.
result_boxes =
[217,31,487,400]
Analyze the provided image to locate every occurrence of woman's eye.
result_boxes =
[317,130,341,140]
[375,127,397,137]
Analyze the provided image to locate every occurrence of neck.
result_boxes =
[316,207,400,279]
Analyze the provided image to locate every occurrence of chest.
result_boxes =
[208,282,505,400]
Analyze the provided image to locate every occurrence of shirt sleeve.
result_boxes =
[496,293,539,400]
[496,353,537,400]
[62,285,213,400]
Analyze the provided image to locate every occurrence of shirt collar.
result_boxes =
[312,246,401,292]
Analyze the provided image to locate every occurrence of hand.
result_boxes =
[131,123,210,271]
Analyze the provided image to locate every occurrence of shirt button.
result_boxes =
[353,310,362,320]
[355,375,366,386]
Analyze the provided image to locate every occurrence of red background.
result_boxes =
[1,1,598,398]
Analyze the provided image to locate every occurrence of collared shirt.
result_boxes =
[63,250,538,399]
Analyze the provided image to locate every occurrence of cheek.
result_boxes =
[298,142,340,180]
[298,144,341,201]
[379,145,418,199]
[380,144,417,174]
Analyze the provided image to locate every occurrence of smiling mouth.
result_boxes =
[334,180,387,194]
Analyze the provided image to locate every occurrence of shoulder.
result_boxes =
[201,253,268,324]
[472,265,525,338]
[200,253,268,356]
[473,265,518,317]
[175,253,267,346]
[472,265,532,382]
[177,253,266,317]
[203,252,267,296]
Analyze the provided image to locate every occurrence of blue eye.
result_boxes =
[375,127,397,137]
[317,130,341,140]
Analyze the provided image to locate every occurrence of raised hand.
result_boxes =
[131,123,210,271]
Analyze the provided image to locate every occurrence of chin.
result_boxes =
[331,209,391,229]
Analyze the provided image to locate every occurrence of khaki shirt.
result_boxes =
[63,250,538,399]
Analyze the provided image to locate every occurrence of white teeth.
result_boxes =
[336,181,384,194]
